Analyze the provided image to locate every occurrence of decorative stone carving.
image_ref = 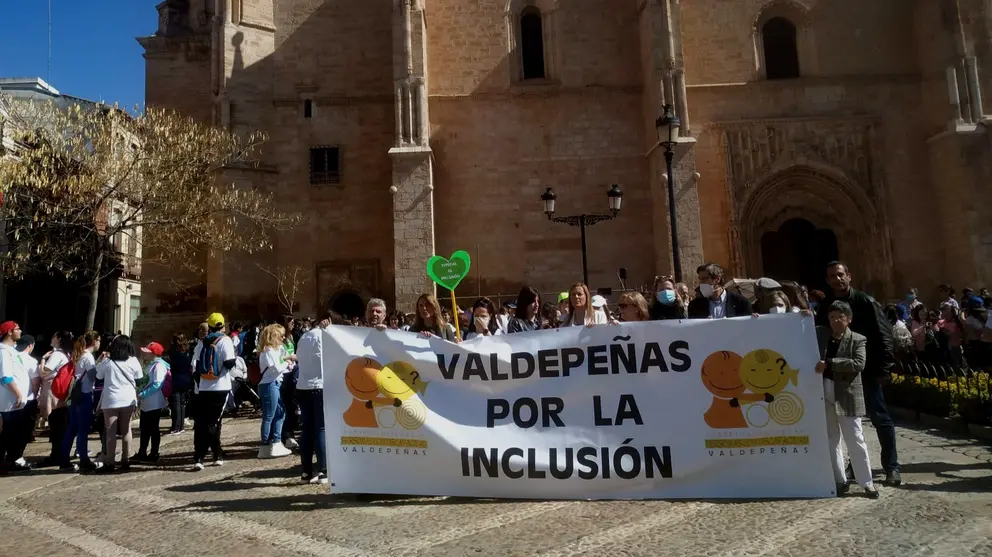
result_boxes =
[721,118,877,209]
[315,260,380,309]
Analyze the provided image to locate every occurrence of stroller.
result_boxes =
[225,357,261,416]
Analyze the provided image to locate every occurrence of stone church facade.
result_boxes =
[135,0,992,337]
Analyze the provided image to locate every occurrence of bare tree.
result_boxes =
[256,263,309,315]
[0,96,302,329]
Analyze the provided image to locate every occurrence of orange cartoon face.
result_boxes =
[345,357,382,400]
[701,351,746,398]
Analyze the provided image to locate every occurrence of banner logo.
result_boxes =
[343,357,430,431]
[701,349,804,429]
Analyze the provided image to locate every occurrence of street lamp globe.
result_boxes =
[607,184,623,214]
[656,104,681,147]
[541,187,557,218]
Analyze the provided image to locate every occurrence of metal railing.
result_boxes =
[888,358,992,425]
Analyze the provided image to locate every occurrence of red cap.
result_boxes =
[0,321,18,337]
[140,342,164,356]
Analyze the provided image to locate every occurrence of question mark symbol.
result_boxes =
[775,358,787,373]
[410,370,420,383]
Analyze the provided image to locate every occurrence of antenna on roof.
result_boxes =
[48,0,52,82]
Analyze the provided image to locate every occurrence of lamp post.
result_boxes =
[655,104,682,281]
[541,184,623,286]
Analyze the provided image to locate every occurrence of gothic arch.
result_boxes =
[505,0,559,82]
[738,165,893,295]
[752,0,818,79]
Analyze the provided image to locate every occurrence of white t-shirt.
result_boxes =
[198,335,235,392]
[77,351,97,394]
[45,350,69,377]
[258,347,289,385]
[295,328,323,391]
[139,359,168,412]
[21,351,39,402]
[0,343,28,412]
[95,357,143,410]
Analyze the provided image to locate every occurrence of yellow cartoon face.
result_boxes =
[385,361,429,397]
[739,349,798,395]
[377,367,416,401]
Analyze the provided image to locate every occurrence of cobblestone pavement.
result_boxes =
[1,417,989,557]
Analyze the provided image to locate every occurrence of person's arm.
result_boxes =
[139,363,163,399]
[868,298,896,375]
[95,360,105,381]
[827,336,867,381]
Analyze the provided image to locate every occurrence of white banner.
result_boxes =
[322,315,835,499]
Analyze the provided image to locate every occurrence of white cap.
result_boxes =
[591,295,607,308]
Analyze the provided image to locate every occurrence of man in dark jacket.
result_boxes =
[688,263,753,319]
[816,261,900,486]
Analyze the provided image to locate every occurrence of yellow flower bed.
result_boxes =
[888,372,992,423]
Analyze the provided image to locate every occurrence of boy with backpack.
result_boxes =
[192,313,238,471]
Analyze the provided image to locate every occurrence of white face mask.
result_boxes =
[769,306,787,314]
[699,283,715,298]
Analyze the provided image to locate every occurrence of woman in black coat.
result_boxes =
[166,333,193,434]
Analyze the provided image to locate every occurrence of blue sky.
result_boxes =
[0,0,159,110]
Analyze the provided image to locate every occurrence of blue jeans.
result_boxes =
[259,381,285,445]
[297,389,326,476]
[864,377,899,473]
[62,392,94,465]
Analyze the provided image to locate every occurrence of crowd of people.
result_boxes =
[2,260,991,501]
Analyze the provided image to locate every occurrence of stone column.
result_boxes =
[638,0,704,279]
[389,0,435,310]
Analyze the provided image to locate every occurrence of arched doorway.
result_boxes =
[760,218,839,291]
[329,290,365,321]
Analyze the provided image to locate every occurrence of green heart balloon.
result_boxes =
[426,250,472,291]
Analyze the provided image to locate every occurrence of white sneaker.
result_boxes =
[283,438,299,450]
[257,445,272,459]
[192,462,205,471]
[310,472,328,485]
[212,459,225,467]
[269,442,292,458]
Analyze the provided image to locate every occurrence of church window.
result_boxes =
[762,17,800,80]
[309,147,341,185]
[304,99,313,119]
[520,8,546,80]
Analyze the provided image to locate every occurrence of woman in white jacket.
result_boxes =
[95,335,143,473]
[257,324,295,459]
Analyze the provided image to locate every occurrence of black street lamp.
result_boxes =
[655,104,682,281]
[542,184,623,286]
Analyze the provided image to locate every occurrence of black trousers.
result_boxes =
[0,408,26,463]
[193,391,228,463]
[47,406,69,461]
[168,390,187,432]
[16,400,39,460]
[138,408,162,457]
[280,377,299,442]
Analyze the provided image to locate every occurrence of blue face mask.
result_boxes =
[656,289,677,305]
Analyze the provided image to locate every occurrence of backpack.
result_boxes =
[50,359,77,401]
[198,332,227,381]
[158,359,174,399]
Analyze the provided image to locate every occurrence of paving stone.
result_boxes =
[2,418,988,556]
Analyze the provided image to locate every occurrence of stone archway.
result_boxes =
[738,165,893,295]
[760,218,839,292]
[328,290,365,321]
